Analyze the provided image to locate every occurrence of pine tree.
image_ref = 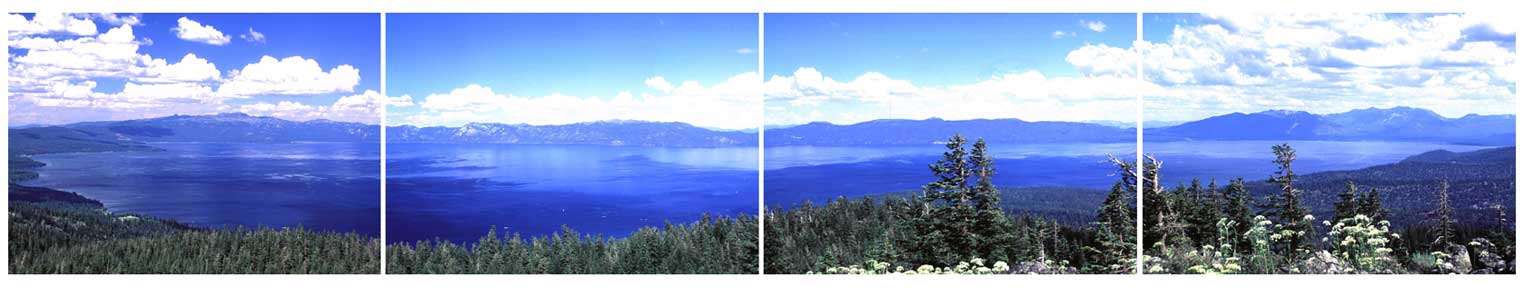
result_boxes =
[1356,188,1388,224]
[904,134,1010,266]
[1183,178,1221,246]
[1220,177,1254,253]
[1090,179,1137,273]
[968,138,1014,262]
[1096,180,1136,237]
[1427,178,1456,247]
[1261,143,1311,261]
[1110,154,1174,253]
[1334,180,1360,221]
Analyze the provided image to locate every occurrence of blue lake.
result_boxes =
[1143,140,1503,186]
[762,140,1503,208]
[764,143,1136,207]
[28,142,381,237]
[385,143,758,244]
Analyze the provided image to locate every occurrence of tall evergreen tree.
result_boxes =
[1220,177,1254,253]
[1427,178,1456,247]
[1096,180,1136,237]
[1334,180,1361,221]
[1090,179,1137,273]
[1183,178,1222,246]
[903,134,1010,266]
[1111,154,1175,252]
[1356,188,1388,224]
[1261,143,1311,261]
[968,138,1014,262]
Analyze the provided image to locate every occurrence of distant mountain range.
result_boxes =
[8,107,1512,149]
[1148,107,1514,145]
[9,113,378,155]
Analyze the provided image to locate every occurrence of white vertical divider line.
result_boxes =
[1134,12,1144,275]
[756,12,767,275]
[378,12,388,275]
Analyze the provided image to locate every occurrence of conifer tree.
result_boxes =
[904,134,1010,266]
[1427,178,1455,246]
[1090,180,1137,272]
[968,138,1014,262]
[1356,188,1388,224]
[1261,143,1311,261]
[1096,180,1136,237]
[1334,180,1361,221]
[1110,154,1174,252]
[1184,178,1221,246]
[1220,177,1254,252]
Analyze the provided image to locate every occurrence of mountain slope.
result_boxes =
[7,126,161,155]
[63,113,378,143]
[1240,146,1515,228]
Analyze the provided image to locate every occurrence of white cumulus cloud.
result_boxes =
[7,13,98,36]
[240,27,266,43]
[388,94,415,107]
[8,13,371,125]
[171,17,231,45]
[217,56,361,97]
[1082,20,1107,32]
[764,67,1154,125]
[401,73,760,130]
[238,90,383,124]
[1108,13,1517,121]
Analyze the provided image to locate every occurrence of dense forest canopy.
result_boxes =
[767,134,1137,274]
[1142,144,1515,274]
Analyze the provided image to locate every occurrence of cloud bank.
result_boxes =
[394,72,760,130]
[8,13,373,125]
[1077,13,1516,121]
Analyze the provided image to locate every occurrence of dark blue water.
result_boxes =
[28,142,381,237]
[762,141,1502,208]
[764,143,1135,207]
[386,143,758,244]
[1143,140,1501,185]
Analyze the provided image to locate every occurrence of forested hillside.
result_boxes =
[386,214,758,274]
[1141,144,1515,274]
[765,135,1137,274]
[9,200,380,274]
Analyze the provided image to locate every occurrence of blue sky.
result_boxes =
[8,13,381,125]
[1138,13,1516,121]
[768,13,1135,85]
[387,14,759,129]
[764,14,1146,125]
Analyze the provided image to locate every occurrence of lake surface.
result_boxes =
[1143,140,1503,185]
[386,143,758,244]
[28,142,381,237]
[762,140,1504,207]
[764,143,1135,207]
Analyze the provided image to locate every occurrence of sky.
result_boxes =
[386,14,760,130]
[8,13,382,125]
[1135,13,1517,121]
[764,13,1145,126]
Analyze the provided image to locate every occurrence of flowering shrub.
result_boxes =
[814,258,1010,275]
[1324,215,1398,273]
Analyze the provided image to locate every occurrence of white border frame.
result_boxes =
[3,1,1519,287]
